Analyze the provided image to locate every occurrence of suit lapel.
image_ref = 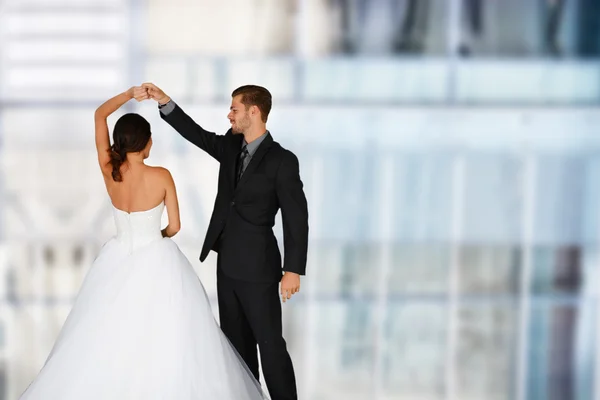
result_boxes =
[235,134,273,191]
[228,134,244,190]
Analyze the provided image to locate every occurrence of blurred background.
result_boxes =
[0,0,600,399]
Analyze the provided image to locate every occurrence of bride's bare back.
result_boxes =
[107,163,169,213]
[104,163,180,237]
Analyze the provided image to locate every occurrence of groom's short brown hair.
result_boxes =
[232,85,272,123]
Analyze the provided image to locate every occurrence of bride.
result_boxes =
[19,87,269,399]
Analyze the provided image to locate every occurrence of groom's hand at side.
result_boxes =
[280,272,300,303]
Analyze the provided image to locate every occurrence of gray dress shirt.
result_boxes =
[240,131,269,175]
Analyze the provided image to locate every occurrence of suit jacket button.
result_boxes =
[230,201,235,206]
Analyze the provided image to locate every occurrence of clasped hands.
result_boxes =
[127,83,170,105]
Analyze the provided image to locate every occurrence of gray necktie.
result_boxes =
[236,145,249,185]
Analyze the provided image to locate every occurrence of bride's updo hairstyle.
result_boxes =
[109,113,151,182]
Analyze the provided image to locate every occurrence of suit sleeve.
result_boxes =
[160,101,225,162]
[276,151,309,275]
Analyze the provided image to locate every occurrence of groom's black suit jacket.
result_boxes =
[161,104,309,283]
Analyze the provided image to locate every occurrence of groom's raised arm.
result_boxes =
[143,83,225,162]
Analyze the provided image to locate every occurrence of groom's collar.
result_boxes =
[242,130,270,157]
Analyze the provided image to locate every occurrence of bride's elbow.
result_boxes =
[94,109,107,120]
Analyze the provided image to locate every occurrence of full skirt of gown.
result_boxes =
[19,233,269,399]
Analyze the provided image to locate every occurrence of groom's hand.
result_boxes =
[280,272,300,303]
[142,82,171,105]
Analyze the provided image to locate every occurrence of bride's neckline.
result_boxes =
[112,200,164,215]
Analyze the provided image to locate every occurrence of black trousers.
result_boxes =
[216,260,297,400]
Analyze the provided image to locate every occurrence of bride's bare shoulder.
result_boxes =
[145,165,174,184]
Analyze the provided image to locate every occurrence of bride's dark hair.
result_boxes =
[109,113,151,182]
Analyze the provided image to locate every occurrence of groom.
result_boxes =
[143,83,308,400]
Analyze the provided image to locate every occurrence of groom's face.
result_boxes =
[228,95,251,134]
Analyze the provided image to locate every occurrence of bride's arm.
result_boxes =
[94,87,148,175]
[161,168,181,238]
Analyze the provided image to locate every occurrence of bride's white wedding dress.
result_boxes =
[20,201,268,399]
